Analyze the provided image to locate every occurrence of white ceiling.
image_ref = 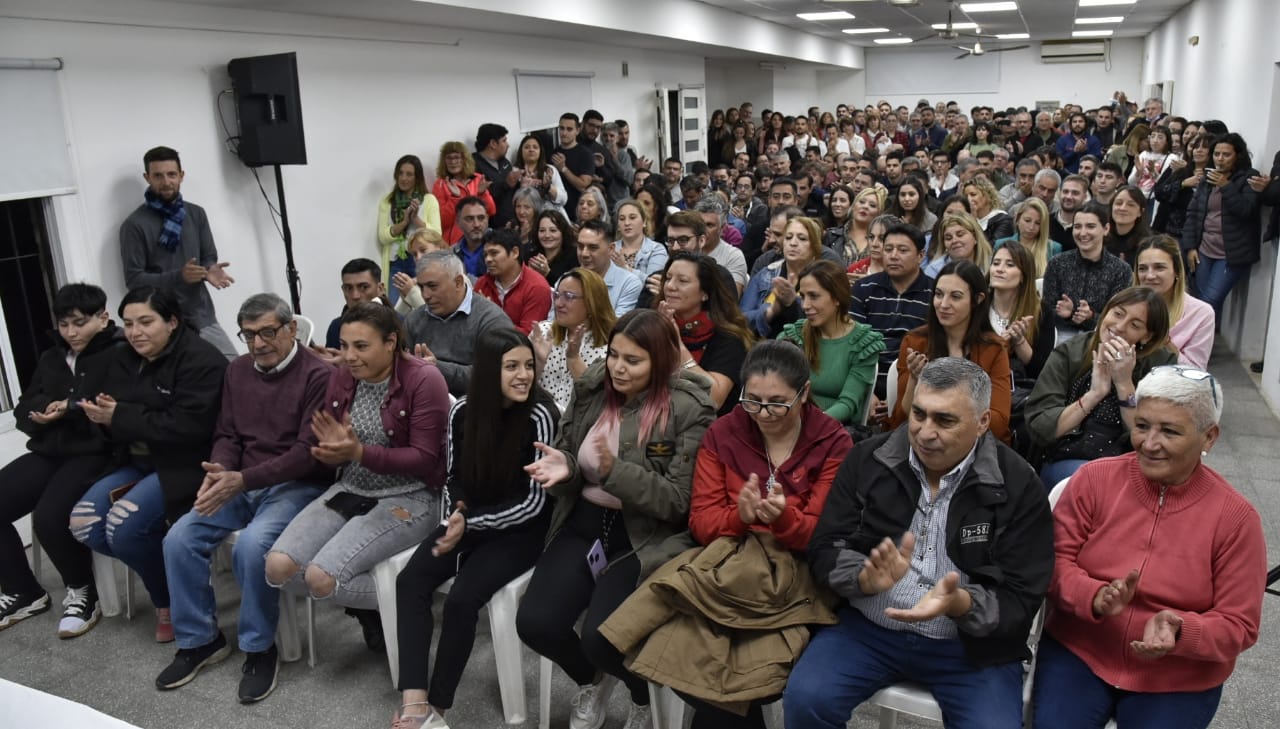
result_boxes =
[695,0,1193,47]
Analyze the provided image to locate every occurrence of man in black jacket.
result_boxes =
[784,358,1053,729]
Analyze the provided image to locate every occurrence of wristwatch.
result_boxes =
[1118,392,1138,408]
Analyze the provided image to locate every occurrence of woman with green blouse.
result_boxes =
[778,260,884,424]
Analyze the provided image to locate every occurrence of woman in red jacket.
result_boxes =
[433,141,496,244]
[1034,365,1265,729]
[679,339,852,728]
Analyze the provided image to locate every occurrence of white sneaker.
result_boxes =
[569,674,618,729]
[622,702,652,729]
[57,586,100,639]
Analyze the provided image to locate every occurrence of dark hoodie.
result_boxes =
[99,324,228,522]
[14,323,126,457]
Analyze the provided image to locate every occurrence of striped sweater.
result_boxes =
[443,394,560,531]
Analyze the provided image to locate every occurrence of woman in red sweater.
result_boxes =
[1033,365,1266,729]
[680,339,852,728]
[432,141,496,244]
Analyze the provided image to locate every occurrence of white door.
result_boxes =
[654,88,670,164]
[676,85,707,166]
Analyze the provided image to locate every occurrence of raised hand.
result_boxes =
[1131,609,1182,659]
[1093,568,1140,617]
[770,274,798,307]
[414,343,437,365]
[737,473,762,525]
[181,258,208,284]
[206,262,235,289]
[885,571,967,623]
[1102,331,1137,382]
[755,481,787,525]
[1071,298,1093,325]
[310,411,363,465]
[566,323,587,359]
[1089,345,1115,399]
[524,442,570,489]
[1055,293,1075,320]
[310,343,343,366]
[392,271,416,299]
[858,532,916,596]
[905,348,929,379]
[529,322,552,365]
[592,432,615,478]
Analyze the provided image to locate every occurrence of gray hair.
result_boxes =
[1135,366,1223,431]
[417,248,465,278]
[917,357,991,417]
[513,186,544,212]
[1033,168,1061,186]
[237,293,293,327]
[694,195,727,224]
[580,187,610,226]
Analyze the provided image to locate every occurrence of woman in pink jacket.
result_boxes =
[1033,365,1266,729]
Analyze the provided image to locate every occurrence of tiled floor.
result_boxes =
[2,343,1278,728]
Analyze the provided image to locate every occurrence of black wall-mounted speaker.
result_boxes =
[227,52,307,167]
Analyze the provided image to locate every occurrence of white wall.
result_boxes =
[772,66,820,118]
[817,69,866,116]
[1144,0,1280,402]
[865,38,1144,112]
[0,0,706,338]
[704,59,774,118]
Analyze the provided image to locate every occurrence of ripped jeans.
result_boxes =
[70,465,170,609]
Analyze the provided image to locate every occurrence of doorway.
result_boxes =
[0,197,59,415]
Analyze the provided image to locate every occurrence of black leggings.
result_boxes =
[395,508,550,708]
[678,690,770,729]
[0,452,107,595]
[515,501,648,705]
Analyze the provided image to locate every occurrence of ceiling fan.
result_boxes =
[914,2,1000,42]
[954,40,1030,59]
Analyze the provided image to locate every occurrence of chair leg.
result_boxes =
[91,553,121,618]
[878,708,900,729]
[277,591,303,663]
[123,566,135,620]
[487,582,528,724]
[650,684,685,729]
[539,656,553,729]
[306,597,317,667]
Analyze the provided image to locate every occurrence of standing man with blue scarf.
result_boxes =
[120,146,238,359]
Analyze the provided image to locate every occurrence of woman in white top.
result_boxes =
[1130,126,1175,199]
[531,268,616,412]
[1134,235,1215,368]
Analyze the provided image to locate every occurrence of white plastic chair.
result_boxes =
[869,478,1071,728]
[859,361,879,427]
[885,361,900,417]
[91,552,134,619]
[294,314,316,346]
[370,546,536,725]
[216,530,305,663]
[647,682,782,729]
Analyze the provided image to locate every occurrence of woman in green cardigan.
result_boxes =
[778,260,884,425]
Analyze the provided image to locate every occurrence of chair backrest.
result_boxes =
[859,360,879,426]
[1047,478,1070,511]
[294,315,315,346]
[885,360,900,416]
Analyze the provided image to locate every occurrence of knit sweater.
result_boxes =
[119,201,219,329]
[1047,454,1266,693]
[1040,249,1133,332]
[777,321,884,424]
[404,291,514,396]
[208,346,335,491]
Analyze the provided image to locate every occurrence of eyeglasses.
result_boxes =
[552,291,582,302]
[740,388,805,417]
[668,234,697,247]
[1151,365,1220,407]
[237,325,286,343]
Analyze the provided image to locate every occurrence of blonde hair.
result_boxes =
[408,228,445,255]
[435,141,475,180]
[1134,235,1188,324]
[1012,198,1053,277]
[938,214,993,271]
[963,176,1002,217]
[551,268,616,347]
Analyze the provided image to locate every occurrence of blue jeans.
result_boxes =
[783,608,1024,729]
[1194,254,1249,323]
[1033,635,1223,729]
[163,481,324,652]
[387,253,416,306]
[71,466,170,609]
[1040,459,1090,491]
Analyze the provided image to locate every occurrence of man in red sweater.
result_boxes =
[474,228,551,334]
[157,293,333,703]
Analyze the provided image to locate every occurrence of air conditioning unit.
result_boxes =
[1040,40,1108,63]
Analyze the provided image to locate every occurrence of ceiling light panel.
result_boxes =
[797,11,856,21]
[1076,16,1125,23]
[960,2,1019,12]
[996,33,1030,39]
[1078,0,1137,6]
[842,27,891,34]
[875,37,915,44]
[932,22,980,30]
[1072,29,1115,37]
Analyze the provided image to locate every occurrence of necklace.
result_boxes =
[764,423,803,490]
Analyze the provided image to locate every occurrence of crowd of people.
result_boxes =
[1,93,1276,729]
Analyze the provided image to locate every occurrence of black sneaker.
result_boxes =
[57,584,101,639]
[238,644,279,704]
[155,631,232,690]
[0,591,50,630]
[344,607,385,653]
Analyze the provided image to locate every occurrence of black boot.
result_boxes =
[344,607,384,653]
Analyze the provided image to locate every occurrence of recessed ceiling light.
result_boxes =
[1076,16,1124,23]
[797,11,856,21]
[996,33,1030,39]
[1079,0,1136,6]
[960,2,1019,12]
[842,27,891,34]
[875,37,915,45]
[932,22,980,30]
[1072,29,1115,37]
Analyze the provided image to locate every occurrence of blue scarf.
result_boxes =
[144,188,186,252]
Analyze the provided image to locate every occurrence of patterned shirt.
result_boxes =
[535,320,606,413]
[1040,249,1132,337]
[855,443,978,640]
[850,270,934,396]
[340,377,425,498]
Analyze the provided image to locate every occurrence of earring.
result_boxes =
[1201,450,1209,458]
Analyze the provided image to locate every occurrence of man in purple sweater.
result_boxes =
[156,293,333,703]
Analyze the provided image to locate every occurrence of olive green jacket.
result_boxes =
[546,360,715,578]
